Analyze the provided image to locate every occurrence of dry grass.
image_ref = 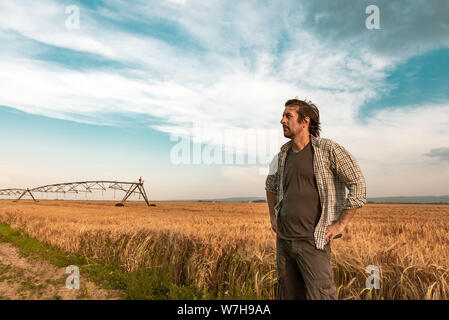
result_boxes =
[0,200,448,299]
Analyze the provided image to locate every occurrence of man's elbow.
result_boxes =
[343,198,365,211]
[345,181,367,209]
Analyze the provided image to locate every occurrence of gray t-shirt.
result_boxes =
[277,141,322,240]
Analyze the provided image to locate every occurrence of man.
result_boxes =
[265,99,366,300]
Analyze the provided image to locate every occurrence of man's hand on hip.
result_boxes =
[325,209,357,247]
[324,221,345,247]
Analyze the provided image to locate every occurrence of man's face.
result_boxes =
[280,106,307,138]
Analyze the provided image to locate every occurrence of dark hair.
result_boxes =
[284,98,321,137]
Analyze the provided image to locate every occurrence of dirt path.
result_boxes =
[0,239,123,300]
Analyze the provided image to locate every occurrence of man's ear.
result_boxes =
[303,116,310,126]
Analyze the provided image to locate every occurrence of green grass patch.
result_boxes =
[0,223,214,299]
[0,224,84,268]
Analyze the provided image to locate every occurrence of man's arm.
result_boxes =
[331,143,367,210]
[266,191,278,233]
[265,153,280,234]
[325,143,367,246]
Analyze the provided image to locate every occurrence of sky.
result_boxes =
[0,0,448,200]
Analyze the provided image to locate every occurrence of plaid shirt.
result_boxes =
[265,135,366,250]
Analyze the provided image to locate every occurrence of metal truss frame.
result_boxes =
[0,180,150,206]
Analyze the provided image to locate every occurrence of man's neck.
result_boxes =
[291,133,310,153]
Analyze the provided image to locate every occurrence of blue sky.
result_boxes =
[0,0,448,200]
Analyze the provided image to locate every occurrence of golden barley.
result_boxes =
[0,201,448,299]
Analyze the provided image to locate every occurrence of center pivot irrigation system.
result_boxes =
[0,180,151,206]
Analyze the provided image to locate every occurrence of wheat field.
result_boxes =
[0,200,448,299]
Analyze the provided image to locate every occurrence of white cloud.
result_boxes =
[0,0,440,133]
[323,103,449,197]
[0,1,116,58]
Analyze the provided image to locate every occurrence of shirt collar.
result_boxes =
[280,134,319,153]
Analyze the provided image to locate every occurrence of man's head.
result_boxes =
[280,99,321,138]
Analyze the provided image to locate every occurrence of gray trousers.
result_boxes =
[276,237,338,300]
